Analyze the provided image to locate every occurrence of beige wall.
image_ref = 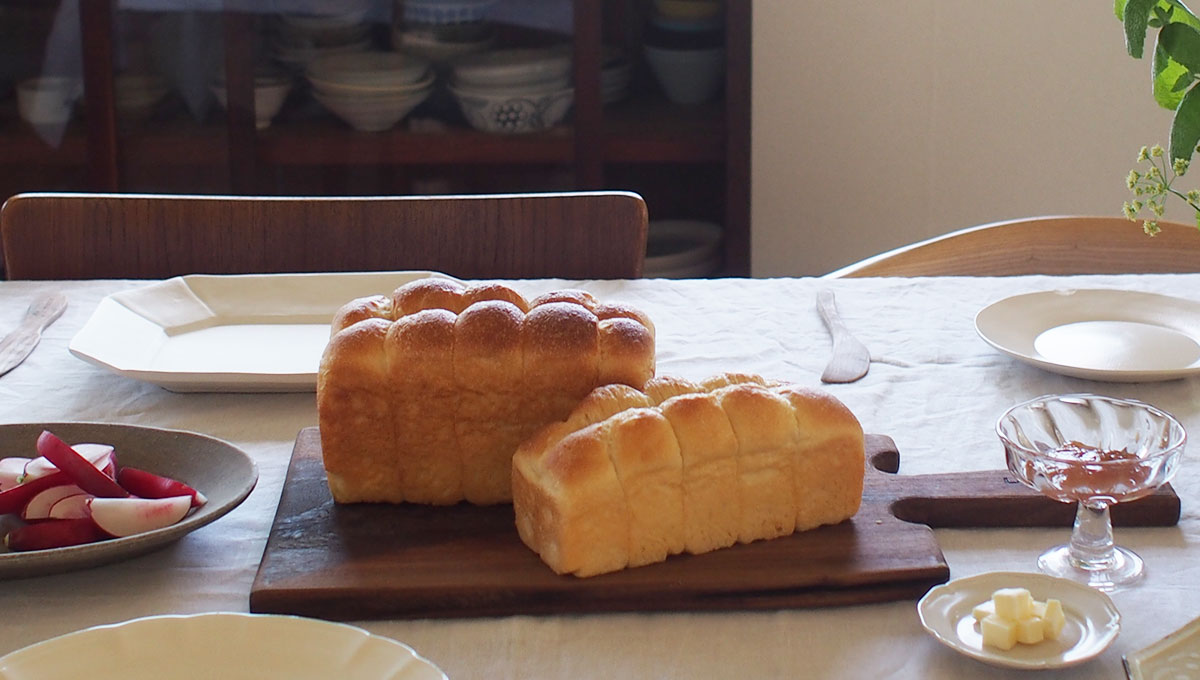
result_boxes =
[751,1,1184,276]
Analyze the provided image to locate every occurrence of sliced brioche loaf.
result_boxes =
[512,373,864,576]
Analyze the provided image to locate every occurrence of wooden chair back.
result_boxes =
[1,191,648,280]
[824,215,1200,277]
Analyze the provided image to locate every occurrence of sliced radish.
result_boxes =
[21,456,58,482]
[35,431,127,498]
[48,492,94,520]
[21,484,87,521]
[18,445,114,484]
[5,518,107,551]
[0,458,29,490]
[88,495,191,538]
[117,467,207,508]
[73,444,118,478]
[0,470,70,516]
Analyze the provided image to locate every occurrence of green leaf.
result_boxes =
[1155,41,1191,108]
[1173,70,1194,91]
[1159,20,1200,70]
[1163,1,1200,28]
[1170,82,1200,161]
[1126,0,1158,57]
[1164,0,1200,24]
[1117,0,1129,20]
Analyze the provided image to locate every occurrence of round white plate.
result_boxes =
[918,571,1121,670]
[974,289,1200,382]
[0,613,446,680]
[0,422,256,579]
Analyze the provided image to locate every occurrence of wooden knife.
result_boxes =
[817,289,871,383]
[0,293,67,377]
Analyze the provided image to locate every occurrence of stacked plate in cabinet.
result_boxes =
[601,46,633,105]
[644,0,725,104]
[114,72,171,123]
[644,219,723,278]
[270,7,375,73]
[448,46,574,133]
[306,51,434,132]
[210,64,293,130]
[391,0,497,63]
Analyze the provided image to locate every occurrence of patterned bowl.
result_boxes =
[448,84,573,134]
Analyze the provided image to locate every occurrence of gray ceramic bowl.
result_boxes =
[0,422,257,579]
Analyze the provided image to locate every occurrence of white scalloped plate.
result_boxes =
[0,613,446,680]
[974,289,1200,382]
[918,571,1120,670]
[69,271,452,393]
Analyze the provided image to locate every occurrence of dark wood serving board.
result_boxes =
[249,428,1180,621]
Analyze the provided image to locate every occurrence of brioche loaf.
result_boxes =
[318,278,656,505]
[512,373,864,577]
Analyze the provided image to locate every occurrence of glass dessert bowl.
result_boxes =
[997,394,1186,591]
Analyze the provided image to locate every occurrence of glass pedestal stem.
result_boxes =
[1068,501,1115,570]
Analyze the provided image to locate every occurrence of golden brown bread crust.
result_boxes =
[512,372,865,577]
[318,279,656,505]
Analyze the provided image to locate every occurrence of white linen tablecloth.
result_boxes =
[1,274,1198,680]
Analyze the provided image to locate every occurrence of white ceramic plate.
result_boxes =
[1124,614,1200,679]
[918,571,1120,670]
[0,422,256,579]
[0,612,446,680]
[69,271,450,392]
[974,288,1200,382]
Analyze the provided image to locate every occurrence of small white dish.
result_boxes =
[0,612,446,679]
[974,288,1200,382]
[1124,615,1200,679]
[917,571,1120,670]
[69,271,451,392]
[0,422,256,579]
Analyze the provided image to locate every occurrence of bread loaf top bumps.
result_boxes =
[512,373,865,576]
[317,278,656,505]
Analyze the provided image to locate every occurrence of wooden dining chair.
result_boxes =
[0,191,648,280]
[823,215,1200,277]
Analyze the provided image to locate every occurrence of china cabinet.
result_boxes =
[0,0,751,275]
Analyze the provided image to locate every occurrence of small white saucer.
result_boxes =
[917,571,1121,670]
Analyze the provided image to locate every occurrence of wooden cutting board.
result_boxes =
[249,428,1179,621]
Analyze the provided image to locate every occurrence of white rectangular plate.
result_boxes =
[68,271,448,392]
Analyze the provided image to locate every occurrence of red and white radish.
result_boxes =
[4,518,107,551]
[2,432,204,552]
[0,470,69,516]
[117,467,207,508]
[88,495,191,538]
[14,444,116,486]
[21,484,87,521]
[0,458,29,490]
[35,431,127,498]
[47,492,93,520]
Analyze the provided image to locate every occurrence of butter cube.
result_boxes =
[972,600,995,621]
[981,614,1018,651]
[1016,616,1045,645]
[1031,600,1047,618]
[1042,598,1066,640]
[992,587,1034,620]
